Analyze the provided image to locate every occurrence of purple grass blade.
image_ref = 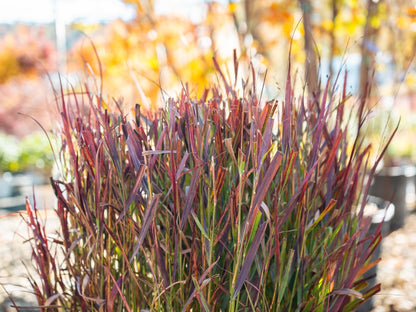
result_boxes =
[180,167,202,229]
[252,151,283,215]
[257,117,274,169]
[117,165,146,222]
[316,131,342,190]
[107,272,131,312]
[124,123,144,171]
[176,151,189,180]
[212,57,234,97]
[130,194,161,262]
[232,221,267,300]
[182,258,219,312]
[282,59,292,151]
[278,159,319,229]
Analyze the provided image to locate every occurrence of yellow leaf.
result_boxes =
[405,73,416,86]
[370,16,381,29]
[346,22,357,35]
[282,21,293,38]
[407,6,416,16]
[322,19,334,31]
[228,2,237,13]
[397,16,411,29]
[146,56,159,71]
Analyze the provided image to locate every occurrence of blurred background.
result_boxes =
[0,0,416,177]
[0,0,416,310]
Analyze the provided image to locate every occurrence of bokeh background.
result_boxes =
[1,0,416,175]
[0,0,416,311]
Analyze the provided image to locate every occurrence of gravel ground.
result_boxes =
[371,209,416,312]
[1,200,416,311]
[0,185,58,312]
[0,210,40,311]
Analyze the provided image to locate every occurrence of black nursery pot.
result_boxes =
[369,165,415,231]
[356,196,395,312]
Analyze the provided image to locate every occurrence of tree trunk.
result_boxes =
[299,0,319,98]
[329,0,339,81]
[359,0,381,98]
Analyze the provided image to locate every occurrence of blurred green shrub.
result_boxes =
[0,131,54,174]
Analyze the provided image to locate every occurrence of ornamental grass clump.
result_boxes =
[23,60,393,311]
